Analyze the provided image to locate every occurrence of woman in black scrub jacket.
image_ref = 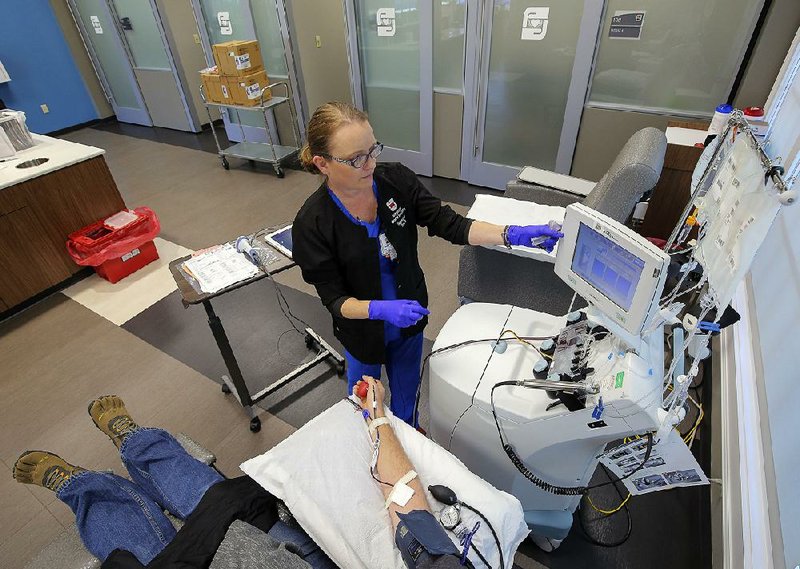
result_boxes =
[292,102,563,426]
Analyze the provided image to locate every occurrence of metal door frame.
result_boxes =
[66,0,153,126]
[273,0,308,140]
[343,0,434,176]
[460,0,604,188]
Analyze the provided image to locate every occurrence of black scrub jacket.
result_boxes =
[292,162,474,364]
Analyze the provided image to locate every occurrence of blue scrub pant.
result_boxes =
[345,332,424,426]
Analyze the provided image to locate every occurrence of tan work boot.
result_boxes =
[88,395,139,448]
[13,451,85,493]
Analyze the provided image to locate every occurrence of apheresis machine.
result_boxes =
[428,112,796,549]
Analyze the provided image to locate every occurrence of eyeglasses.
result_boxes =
[323,142,384,169]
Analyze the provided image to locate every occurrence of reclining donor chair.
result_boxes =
[459,127,667,315]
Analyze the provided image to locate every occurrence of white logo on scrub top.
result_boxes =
[521,7,549,41]
[377,8,396,37]
[386,198,398,211]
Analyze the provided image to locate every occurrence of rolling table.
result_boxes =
[169,231,345,432]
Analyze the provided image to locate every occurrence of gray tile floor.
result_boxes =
[0,125,710,568]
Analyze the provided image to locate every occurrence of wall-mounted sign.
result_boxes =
[218,11,232,36]
[90,15,103,35]
[377,8,396,37]
[521,7,549,41]
[608,11,646,40]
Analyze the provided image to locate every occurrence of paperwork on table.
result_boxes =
[181,244,259,294]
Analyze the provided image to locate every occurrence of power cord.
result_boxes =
[429,485,502,569]
[460,501,503,569]
[490,381,654,495]
[412,332,553,427]
[577,464,633,547]
[245,232,321,364]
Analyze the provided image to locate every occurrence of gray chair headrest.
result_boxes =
[582,127,667,223]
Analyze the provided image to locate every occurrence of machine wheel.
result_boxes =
[275,166,285,178]
[222,157,230,170]
[221,383,231,394]
[249,417,261,433]
[336,361,345,377]
[249,159,256,167]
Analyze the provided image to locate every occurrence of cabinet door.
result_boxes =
[21,157,126,276]
[0,207,73,308]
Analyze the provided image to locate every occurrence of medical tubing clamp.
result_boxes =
[492,380,654,496]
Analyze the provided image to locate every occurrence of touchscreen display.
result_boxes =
[571,223,645,310]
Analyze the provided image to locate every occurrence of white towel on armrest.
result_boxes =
[240,400,529,569]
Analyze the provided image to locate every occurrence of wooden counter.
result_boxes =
[640,120,709,240]
[0,136,125,312]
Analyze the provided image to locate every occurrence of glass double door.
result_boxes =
[70,0,153,126]
[346,0,602,187]
[191,0,304,144]
[70,0,198,131]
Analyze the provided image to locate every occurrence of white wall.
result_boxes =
[747,27,800,569]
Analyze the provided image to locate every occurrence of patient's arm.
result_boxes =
[354,376,431,530]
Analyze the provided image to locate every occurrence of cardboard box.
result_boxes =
[199,67,232,105]
[212,40,263,77]
[224,70,272,107]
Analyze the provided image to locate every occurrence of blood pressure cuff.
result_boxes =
[395,510,472,569]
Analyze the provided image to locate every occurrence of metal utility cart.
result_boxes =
[200,81,301,177]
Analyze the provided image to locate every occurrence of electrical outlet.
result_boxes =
[193,33,201,44]
[315,35,322,48]
[40,104,49,114]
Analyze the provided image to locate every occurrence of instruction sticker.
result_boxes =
[121,248,140,262]
[614,371,625,389]
[90,15,103,34]
[218,11,232,35]
[609,10,645,40]
[245,83,261,99]
[377,8,396,37]
[521,7,549,41]
[234,53,251,70]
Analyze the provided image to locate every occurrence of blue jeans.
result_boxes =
[57,428,222,565]
[346,332,424,426]
[56,428,333,567]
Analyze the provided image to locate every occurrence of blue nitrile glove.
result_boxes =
[368,300,430,328]
[506,224,565,252]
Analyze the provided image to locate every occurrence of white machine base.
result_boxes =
[429,303,663,540]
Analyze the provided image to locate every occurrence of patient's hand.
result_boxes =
[353,376,386,419]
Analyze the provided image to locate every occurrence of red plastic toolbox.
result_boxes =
[94,240,159,284]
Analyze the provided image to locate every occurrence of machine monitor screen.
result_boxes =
[554,203,670,339]
[571,223,645,311]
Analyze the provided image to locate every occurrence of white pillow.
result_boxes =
[240,400,529,569]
